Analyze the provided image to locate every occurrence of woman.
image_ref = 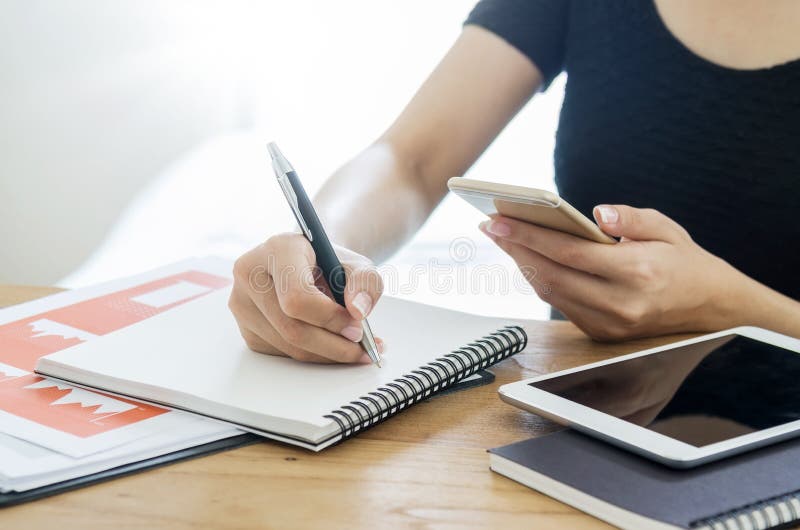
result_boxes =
[229,0,800,363]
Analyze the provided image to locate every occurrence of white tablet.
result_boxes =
[499,326,800,468]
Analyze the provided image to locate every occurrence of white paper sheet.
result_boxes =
[0,420,241,492]
[38,288,523,444]
[0,257,234,457]
[0,398,217,459]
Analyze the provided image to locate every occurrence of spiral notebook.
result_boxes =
[36,289,526,450]
[490,429,800,530]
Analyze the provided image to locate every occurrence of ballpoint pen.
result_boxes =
[267,142,383,368]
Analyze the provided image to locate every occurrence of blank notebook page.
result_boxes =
[39,290,516,438]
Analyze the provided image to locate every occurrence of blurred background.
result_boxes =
[1,0,565,318]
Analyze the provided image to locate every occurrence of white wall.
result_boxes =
[2,1,564,310]
[0,1,249,283]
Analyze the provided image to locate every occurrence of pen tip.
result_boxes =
[376,358,383,368]
[266,142,280,159]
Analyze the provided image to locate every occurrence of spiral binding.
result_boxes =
[691,489,800,530]
[323,325,527,442]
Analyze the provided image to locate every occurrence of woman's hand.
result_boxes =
[479,204,752,341]
[229,233,384,363]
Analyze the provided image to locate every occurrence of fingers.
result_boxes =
[487,232,622,312]
[593,205,690,243]
[342,260,384,321]
[264,237,358,334]
[230,233,384,364]
[236,324,337,364]
[231,289,371,364]
[480,217,620,277]
[485,233,650,341]
[261,296,370,363]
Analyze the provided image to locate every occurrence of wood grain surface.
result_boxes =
[0,285,690,530]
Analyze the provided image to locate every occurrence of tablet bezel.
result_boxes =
[499,326,800,468]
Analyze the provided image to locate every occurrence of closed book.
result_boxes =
[490,429,800,529]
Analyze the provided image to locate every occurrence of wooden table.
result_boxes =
[0,285,690,530]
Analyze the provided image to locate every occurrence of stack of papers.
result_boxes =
[0,258,243,494]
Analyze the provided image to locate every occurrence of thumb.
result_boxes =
[593,205,687,243]
[343,261,384,320]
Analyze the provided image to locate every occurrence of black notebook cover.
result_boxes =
[490,430,800,529]
[0,433,261,508]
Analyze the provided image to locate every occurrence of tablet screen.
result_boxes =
[530,335,800,447]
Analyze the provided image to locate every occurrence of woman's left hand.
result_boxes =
[480,204,746,341]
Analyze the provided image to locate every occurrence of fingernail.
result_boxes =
[487,220,511,237]
[341,325,363,342]
[596,205,619,224]
[478,221,496,241]
[376,338,386,354]
[352,292,373,319]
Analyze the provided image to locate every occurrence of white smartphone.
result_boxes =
[499,327,800,468]
[447,177,615,244]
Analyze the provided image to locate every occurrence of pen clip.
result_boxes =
[276,173,314,242]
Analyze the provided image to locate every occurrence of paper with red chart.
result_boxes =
[0,416,239,493]
[0,258,234,457]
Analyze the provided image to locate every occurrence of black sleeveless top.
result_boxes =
[466,0,800,302]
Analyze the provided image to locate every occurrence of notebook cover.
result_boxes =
[0,433,261,508]
[490,429,800,528]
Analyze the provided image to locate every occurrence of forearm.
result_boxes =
[313,141,442,263]
[739,279,800,338]
[719,269,800,338]
[314,26,542,262]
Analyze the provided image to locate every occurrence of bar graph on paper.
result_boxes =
[0,270,230,439]
[0,373,166,437]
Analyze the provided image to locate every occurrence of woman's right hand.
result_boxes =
[228,233,385,363]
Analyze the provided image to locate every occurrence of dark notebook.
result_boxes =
[490,430,800,530]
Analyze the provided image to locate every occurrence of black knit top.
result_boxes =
[466,0,800,302]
